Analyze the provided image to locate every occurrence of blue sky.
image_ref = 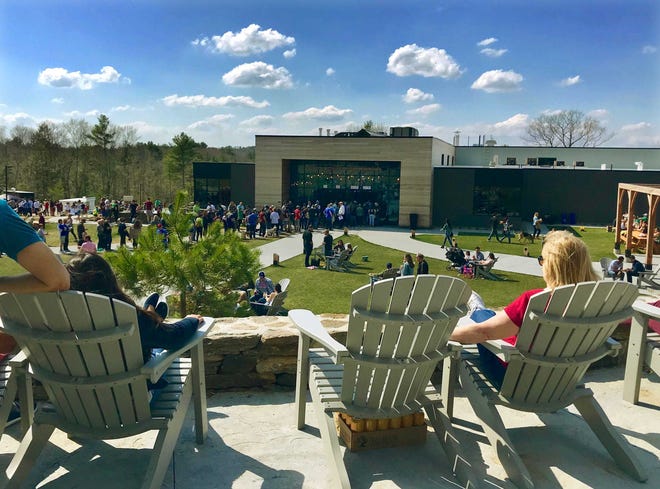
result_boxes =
[1,0,658,148]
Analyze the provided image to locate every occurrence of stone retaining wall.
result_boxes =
[203,314,632,390]
[204,314,349,390]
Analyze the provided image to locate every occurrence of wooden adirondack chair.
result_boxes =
[290,275,480,489]
[0,352,33,440]
[636,267,660,289]
[453,281,647,489]
[0,291,213,489]
[473,257,501,280]
[251,290,288,316]
[325,250,351,272]
[623,301,660,405]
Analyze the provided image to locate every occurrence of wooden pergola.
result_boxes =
[615,183,660,269]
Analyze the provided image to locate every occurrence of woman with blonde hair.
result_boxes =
[451,231,598,383]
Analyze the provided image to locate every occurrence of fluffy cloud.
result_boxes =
[282,105,352,121]
[480,48,508,58]
[240,115,275,127]
[402,88,434,104]
[51,97,64,104]
[588,109,609,120]
[471,69,523,93]
[477,37,498,46]
[642,45,657,54]
[406,103,441,116]
[326,67,335,76]
[559,75,581,87]
[38,66,124,90]
[492,113,529,131]
[222,62,293,89]
[162,94,270,108]
[614,122,659,147]
[192,24,294,56]
[188,114,235,130]
[387,44,462,79]
[63,109,100,118]
[111,105,133,112]
[0,112,36,126]
[283,49,297,59]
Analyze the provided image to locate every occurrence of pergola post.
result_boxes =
[617,183,660,271]
[625,190,637,255]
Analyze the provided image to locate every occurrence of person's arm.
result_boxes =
[0,241,70,293]
[450,310,519,344]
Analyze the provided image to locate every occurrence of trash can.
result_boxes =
[409,213,418,229]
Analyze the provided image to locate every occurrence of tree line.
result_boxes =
[0,114,255,203]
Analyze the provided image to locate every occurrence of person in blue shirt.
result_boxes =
[624,255,646,283]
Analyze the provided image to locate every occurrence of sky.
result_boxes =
[1,0,659,148]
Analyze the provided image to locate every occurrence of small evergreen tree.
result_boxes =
[107,191,260,317]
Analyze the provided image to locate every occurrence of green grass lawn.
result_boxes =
[0,224,621,317]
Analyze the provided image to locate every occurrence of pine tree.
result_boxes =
[107,191,260,317]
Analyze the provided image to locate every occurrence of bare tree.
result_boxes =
[524,110,613,147]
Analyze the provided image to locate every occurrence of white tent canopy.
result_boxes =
[59,197,96,210]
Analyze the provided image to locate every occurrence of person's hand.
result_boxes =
[185,314,204,324]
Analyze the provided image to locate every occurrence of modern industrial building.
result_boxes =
[193,128,660,226]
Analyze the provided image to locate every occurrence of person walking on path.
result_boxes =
[302,225,314,267]
[440,219,453,248]
[488,213,500,242]
[500,215,512,243]
[532,212,543,239]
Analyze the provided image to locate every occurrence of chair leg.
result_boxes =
[440,355,457,420]
[459,366,534,489]
[295,334,310,430]
[573,394,648,482]
[424,402,481,489]
[190,343,208,444]
[0,373,18,439]
[309,382,350,489]
[1,422,55,489]
[15,368,33,437]
[623,317,646,404]
[141,381,193,489]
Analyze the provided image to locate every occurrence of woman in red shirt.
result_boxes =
[450,230,599,384]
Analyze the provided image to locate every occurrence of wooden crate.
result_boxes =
[337,415,427,452]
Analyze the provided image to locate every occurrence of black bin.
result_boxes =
[409,213,418,229]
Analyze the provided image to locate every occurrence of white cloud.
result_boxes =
[559,75,581,87]
[642,45,657,54]
[111,105,133,112]
[222,62,293,89]
[387,44,462,79]
[51,97,64,104]
[492,113,529,131]
[63,109,100,118]
[125,121,171,144]
[162,94,270,108]
[240,115,274,127]
[283,48,297,59]
[188,114,235,130]
[588,109,609,120]
[480,48,508,58]
[402,88,434,104]
[0,112,37,126]
[326,67,335,76]
[192,24,294,56]
[406,103,441,116]
[613,121,660,147]
[471,69,523,93]
[477,37,498,46]
[38,66,124,90]
[283,105,352,121]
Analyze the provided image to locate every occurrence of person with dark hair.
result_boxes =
[416,253,429,275]
[624,255,646,283]
[66,253,203,363]
[302,225,314,267]
[440,219,453,248]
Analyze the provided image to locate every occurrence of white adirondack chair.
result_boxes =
[290,275,480,489]
[0,352,33,440]
[623,301,660,405]
[454,281,647,489]
[0,291,213,489]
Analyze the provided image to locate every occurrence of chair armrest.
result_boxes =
[447,340,463,358]
[142,317,214,383]
[8,350,28,367]
[288,309,349,363]
[632,300,660,319]
[605,337,622,357]
[480,339,519,362]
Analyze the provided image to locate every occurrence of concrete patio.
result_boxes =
[0,364,657,488]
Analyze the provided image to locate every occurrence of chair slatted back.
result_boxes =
[0,291,152,431]
[341,275,470,412]
[500,281,637,406]
[266,290,288,316]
